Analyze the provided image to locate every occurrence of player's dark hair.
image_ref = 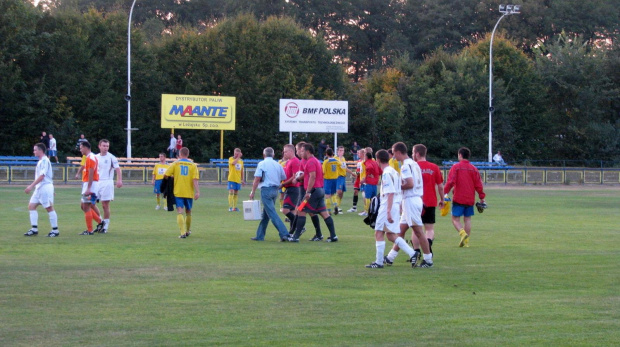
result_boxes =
[376,149,390,164]
[413,144,427,157]
[459,147,471,159]
[99,139,110,145]
[325,148,334,157]
[303,143,314,154]
[159,153,166,157]
[365,151,373,160]
[392,142,407,154]
[296,141,306,149]
[80,141,91,149]
[180,147,190,157]
[35,143,47,152]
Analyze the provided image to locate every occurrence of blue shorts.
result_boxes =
[228,181,241,191]
[48,150,57,156]
[175,197,194,210]
[452,203,474,217]
[337,176,347,192]
[363,184,377,199]
[324,179,338,195]
[153,180,163,194]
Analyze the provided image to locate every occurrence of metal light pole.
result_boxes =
[126,0,138,159]
[488,4,520,162]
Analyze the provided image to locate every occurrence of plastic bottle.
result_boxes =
[440,194,451,217]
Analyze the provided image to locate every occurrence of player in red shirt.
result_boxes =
[412,144,445,255]
[289,143,338,242]
[444,147,486,247]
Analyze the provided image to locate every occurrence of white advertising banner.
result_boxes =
[279,99,348,133]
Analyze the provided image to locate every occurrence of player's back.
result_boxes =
[167,159,198,198]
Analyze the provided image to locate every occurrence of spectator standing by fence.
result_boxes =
[168,133,177,158]
[48,134,59,163]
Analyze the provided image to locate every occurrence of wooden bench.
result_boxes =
[66,156,177,166]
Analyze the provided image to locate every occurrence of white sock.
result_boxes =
[394,237,415,258]
[375,241,386,265]
[48,211,58,229]
[104,219,110,230]
[386,249,399,262]
[423,253,433,263]
[29,211,38,230]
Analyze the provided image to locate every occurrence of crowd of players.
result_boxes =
[24,139,485,269]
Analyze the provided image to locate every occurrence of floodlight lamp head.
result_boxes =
[513,5,521,14]
[499,4,506,13]
[506,5,513,12]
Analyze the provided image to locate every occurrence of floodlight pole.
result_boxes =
[126,0,137,159]
[488,14,506,162]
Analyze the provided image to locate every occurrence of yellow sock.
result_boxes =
[228,193,233,208]
[365,198,370,212]
[185,214,192,232]
[177,214,186,235]
[232,194,238,209]
[157,196,161,205]
[332,195,339,207]
[336,195,342,206]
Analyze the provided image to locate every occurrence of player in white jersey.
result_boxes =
[96,139,123,233]
[24,143,59,237]
[365,150,418,268]
[384,142,434,268]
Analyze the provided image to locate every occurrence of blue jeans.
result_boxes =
[255,186,289,240]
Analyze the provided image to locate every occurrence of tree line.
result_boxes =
[1,0,618,163]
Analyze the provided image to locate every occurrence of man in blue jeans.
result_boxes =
[249,147,290,242]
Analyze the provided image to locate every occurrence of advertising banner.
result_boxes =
[161,94,236,130]
[279,99,348,133]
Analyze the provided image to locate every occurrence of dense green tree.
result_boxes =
[534,32,620,161]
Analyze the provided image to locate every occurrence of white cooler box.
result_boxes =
[243,200,262,220]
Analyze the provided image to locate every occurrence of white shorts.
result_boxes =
[399,196,423,227]
[375,201,401,234]
[81,181,99,203]
[29,184,54,208]
[97,180,115,201]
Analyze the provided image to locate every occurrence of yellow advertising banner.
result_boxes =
[161,94,236,130]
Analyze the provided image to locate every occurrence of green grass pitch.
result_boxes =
[1,185,618,346]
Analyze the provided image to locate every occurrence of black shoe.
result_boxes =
[79,230,94,235]
[47,232,59,237]
[410,252,420,268]
[309,235,323,241]
[419,260,434,268]
[288,237,299,242]
[326,236,338,243]
[179,234,187,239]
[365,262,384,269]
[24,229,38,236]
[334,207,339,215]
[94,221,105,233]
[383,256,393,266]
[280,237,289,242]
[185,230,191,237]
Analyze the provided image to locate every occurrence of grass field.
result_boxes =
[1,185,618,346]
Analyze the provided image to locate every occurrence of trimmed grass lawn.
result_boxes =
[1,185,618,346]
